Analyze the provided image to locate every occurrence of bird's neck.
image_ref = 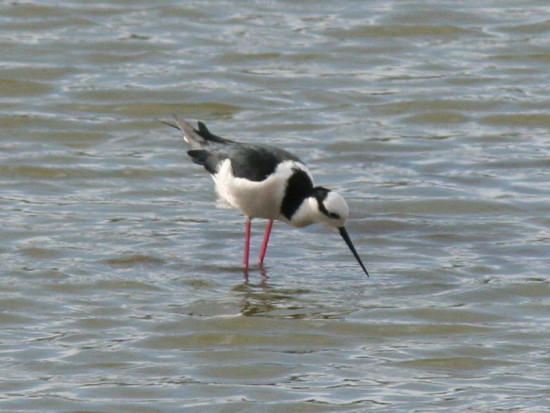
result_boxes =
[287,197,318,228]
[280,166,314,222]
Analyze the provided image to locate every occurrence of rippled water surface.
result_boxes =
[1,1,549,411]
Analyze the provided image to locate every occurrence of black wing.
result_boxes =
[225,144,303,182]
[188,143,303,182]
[187,149,222,174]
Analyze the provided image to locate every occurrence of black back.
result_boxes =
[229,144,303,181]
[186,121,304,183]
[188,143,302,181]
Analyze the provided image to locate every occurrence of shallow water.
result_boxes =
[1,1,549,411]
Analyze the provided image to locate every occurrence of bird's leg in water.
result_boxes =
[243,217,251,270]
[258,220,274,266]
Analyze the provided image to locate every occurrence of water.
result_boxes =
[1,1,549,411]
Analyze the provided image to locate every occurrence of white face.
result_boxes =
[317,191,349,227]
[288,188,350,228]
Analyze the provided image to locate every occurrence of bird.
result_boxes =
[166,118,369,277]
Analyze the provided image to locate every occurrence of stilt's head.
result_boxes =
[310,187,349,227]
[303,187,370,277]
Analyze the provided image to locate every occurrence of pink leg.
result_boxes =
[243,218,251,270]
[258,219,274,266]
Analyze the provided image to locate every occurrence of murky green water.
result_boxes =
[1,1,549,411]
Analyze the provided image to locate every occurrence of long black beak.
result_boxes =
[339,227,369,277]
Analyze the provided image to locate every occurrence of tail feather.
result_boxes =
[178,119,208,149]
[196,121,231,144]
[164,118,232,149]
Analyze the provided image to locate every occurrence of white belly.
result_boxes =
[212,159,310,220]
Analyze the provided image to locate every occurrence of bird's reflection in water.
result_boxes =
[237,266,272,316]
[242,264,269,284]
[235,266,316,318]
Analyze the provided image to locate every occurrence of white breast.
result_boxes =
[212,159,311,220]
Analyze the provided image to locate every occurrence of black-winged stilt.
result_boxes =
[167,119,369,277]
